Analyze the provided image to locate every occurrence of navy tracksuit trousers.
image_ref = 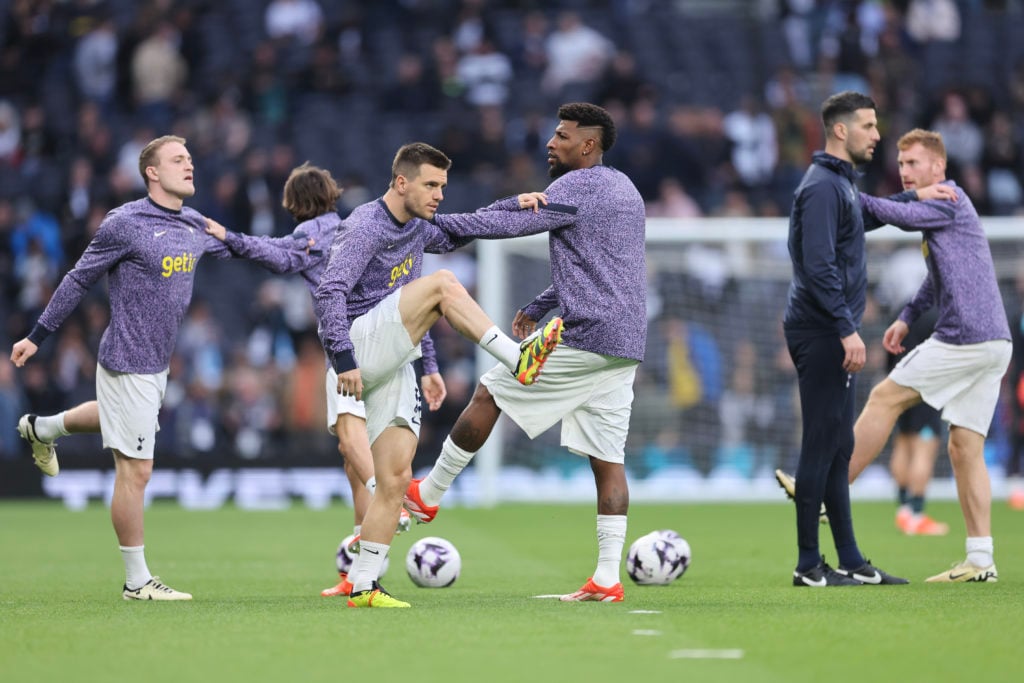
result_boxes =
[786,331,865,571]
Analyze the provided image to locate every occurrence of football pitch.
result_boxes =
[1,500,1019,683]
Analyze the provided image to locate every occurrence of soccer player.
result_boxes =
[203,163,419,597]
[781,92,907,587]
[849,128,1010,582]
[10,135,311,600]
[314,142,562,608]
[403,102,647,603]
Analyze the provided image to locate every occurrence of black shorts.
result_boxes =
[896,401,943,437]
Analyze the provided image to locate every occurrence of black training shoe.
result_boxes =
[836,560,909,585]
[793,557,863,587]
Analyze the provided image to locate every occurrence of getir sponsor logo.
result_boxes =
[162,252,197,278]
[388,253,415,288]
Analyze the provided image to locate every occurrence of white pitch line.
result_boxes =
[669,649,744,660]
[531,594,565,599]
[632,629,662,636]
[628,609,662,614]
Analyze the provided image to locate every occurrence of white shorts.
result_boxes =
[325,367,366,435]
[890,337,1011,436]
[480,346,638,464]
[96,363,167,459]
[350,288,423,444]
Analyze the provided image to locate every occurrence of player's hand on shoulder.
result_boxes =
[517,192,548,212]
[10,338,38,367]
[204,216,227,241]
[915,184,957,202]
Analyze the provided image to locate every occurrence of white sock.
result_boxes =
[364,476,376,495]
[966,536,994,567]
[349,540,390,593]
[120,545,153,590]
[421,436,476,506]
[34,412,69,442]
[592,515,627,587]
[478,325,521,370]
[353,524,361,537]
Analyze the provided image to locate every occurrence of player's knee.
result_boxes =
[433,269,468,308]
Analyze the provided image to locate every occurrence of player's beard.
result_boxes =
[548,159,570,178]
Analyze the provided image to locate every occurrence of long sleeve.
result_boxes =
[522,286,559,322]
[32,214,130,344]
[860,193,956,232]
[900,270,936,327]
[223,230,319,274]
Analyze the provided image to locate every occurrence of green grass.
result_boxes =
[1,500,1020,683]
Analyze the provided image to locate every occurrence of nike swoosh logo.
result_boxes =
[153,230,167,237]
[948,572,968,580]
[486,333,498,345]
[363,548,380,555]
[854,571,882,584]
[796,574,826,587]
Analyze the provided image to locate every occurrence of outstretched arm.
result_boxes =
[205,217,319,274]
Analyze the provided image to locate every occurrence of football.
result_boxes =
[335,534,388,576]
[405,536,461,588]
[626,531,691,585]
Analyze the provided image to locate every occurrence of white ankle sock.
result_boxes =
[421,437,476,506]
[34,412,68,442]
[352,524,361,537]
[349,540,389,593]
[478,325,521,370]
[966,536,994,567]
[592,515,627,587]
[120,545,153,590]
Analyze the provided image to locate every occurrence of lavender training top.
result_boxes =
[30,197,309,374]
[435,164,647,362]
[861,180,1010,345]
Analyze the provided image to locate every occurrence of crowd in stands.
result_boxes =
[2,0,1024,477]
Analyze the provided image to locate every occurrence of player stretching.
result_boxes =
[851,129,1010,582]
[405,102,646,602]
[315,143,562,608]
[11,136,311,600]
[204,163,420,597]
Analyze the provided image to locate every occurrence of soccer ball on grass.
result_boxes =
[406,536,461,588]
[626,531,691,585]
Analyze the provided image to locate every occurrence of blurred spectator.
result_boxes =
[931,91,984,175]
[456,36,513,108]
[645,177,702,218]
[905,0,961,43]
[981,111,1023,215]
[541,11,614,99]
[73,17,118,108]
[264,0,324,46]
[131,21,187,130]
[381,53,440,113]
[723,94,778,193]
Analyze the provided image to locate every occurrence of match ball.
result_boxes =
[335,534,389,576]
[626,531,691,585]
[406,536,461,588]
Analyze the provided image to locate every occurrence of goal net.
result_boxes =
[453,217,1023,505]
